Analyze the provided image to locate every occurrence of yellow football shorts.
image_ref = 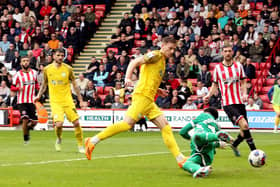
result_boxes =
[273,104,280,113]
[51,102,79,123]
[126,94,163,121]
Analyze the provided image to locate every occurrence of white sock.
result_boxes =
[56,138,62,144]
[90,136,100,145]
[176,153,185,163]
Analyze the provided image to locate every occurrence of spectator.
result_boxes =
[113,81,125,103]
[182,97,197,109]
[218,11,229,30]
[139,40,148,54]
[106,65,119,86]
[93,64,109,87]
[4,90,17,108]
[13,7,23,23]
[269,56,280,78]
[176,56,190,79]
[13,35,23,52]
[131,13,145,33]
[40,0,52,18]
[117,56,128,74]
[188,59,201,79]
[84,80,96,100]
[0,35,10,55]
[197,65,211,87]
[164,19,178,36]
[114,72,125,87]
[88,92,102,108]
[0,67,9,83]
[196,81,208,104]
[177,21,188,39]
[117,33,130,54]
[253,92,263,109]
[197,47,211,67]
[111,95,125,109]
[48,33,60,50]
[66,0,76,14]
[75,73,89,96]
[4,43,16,66]
[84,56,99,79]
[249,39,264,62]
[0,80,10,101]
[66,27,79,52]
[131,0,142,15]
[177,80,192,104]
[184,48,197,67]
[243,58,256,79]
[132,48,143,58]
[239,40,249,58]
[166,57,176,75]
[244,26,258,45]
[168,73,180,90]
[104,88,115,108]
[12,51,21,71]
[19,42,29,57]
[60,5,71,22]
[170,95,181,109]
[119,13,131,32]
[246,97,260,110]
[199,98,210,109]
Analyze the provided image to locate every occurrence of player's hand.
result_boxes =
[124,78,133,87]
[33,96,40,103]
[157,88,169,97]
[219,141,228,149]
[242,94,248,103]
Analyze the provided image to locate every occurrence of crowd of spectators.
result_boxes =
[0,0,114,108]
[75,0,280,110]
[0,0,280,111]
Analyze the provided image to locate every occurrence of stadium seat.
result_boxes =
[95,10,105,18]
[96,86,104,94]
[190,95,198,101]
[99,94,106,102]
[251,79,257,85]
[262,102,273,110]
[193,86,198,94]
[253,10,261,17]
[249,2,255,10]
[189,79,197,85]
[134,33,141,40]
[260,86,271,94]
[95,4,106,12]
[251,62,259,70]
[83,4,94,12]
[259,94,270,103]
[266,78,276,86]
[260,63,269,70]
[104,86,113,94]
[95,18,100,26]
[255,71,262,77]
[107,47,118,54]
[134,40,142,47]
[256,2,263,10]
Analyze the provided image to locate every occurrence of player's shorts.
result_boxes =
[273,104,280,113]
[50,102,79,123]
[17,103,38,121]
[223,104,247,126]
[126,94,163,121]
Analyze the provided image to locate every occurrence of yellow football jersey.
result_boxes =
[133,50,166,100]
[44,62,75,105]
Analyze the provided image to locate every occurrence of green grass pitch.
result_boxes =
[0,131,279,187]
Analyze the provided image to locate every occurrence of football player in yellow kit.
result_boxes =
[85,37,186,167]
[35,49,84,153]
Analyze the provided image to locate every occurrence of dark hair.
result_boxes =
[204,107,219,120]
[222,43,233,50]
[54,48,65,54]
[21,56,29,61]
[162,36,177,44]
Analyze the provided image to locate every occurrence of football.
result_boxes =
[248,149,266,167]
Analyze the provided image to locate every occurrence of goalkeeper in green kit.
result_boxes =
[179,107,233,178]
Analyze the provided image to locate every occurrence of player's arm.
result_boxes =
[124,56,145,87]
[179,121,195,140]
[10,74,22,92]
[35,69,48,102]
[70,69,83,103]
[204,82,218,102]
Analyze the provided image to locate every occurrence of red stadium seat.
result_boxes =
[262,102,273,110]
[251,62,259,70]
[260,62,269,70]
[134,40,142,47]
[107,47,118,54]
[190,95,198,101]
[188,79,197,85]
[251,79,257,85]
[256,2,263,10]
[253,10,261,17]
[134,33,141,40]
[249,2,255,10]
[193,86,198,94]
[95,18,100,26]
[99,94,106,102]
[104,86,113,94]
[261,86,271,94]
[95,4,106,12]
[96,86,104,94]
[266,79,276,86]
[95,10,105,18]
[259,94,270,103]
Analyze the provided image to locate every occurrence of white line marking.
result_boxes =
[0,151,178,167]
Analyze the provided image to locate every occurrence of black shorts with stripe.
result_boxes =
[17,103,38,121]
[223,104,247,125]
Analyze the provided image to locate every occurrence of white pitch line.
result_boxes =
[0,151,176,167]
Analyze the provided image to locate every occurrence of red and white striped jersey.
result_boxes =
[12,69,39,104]
[213,62,246,106]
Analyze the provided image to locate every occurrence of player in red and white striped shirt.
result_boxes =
[204,44,257,156]
[11,56,39,144]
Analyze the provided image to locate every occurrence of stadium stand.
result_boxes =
[0,0,279,113]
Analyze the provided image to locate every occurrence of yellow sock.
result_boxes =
[161,124,181,158]
[55,126,62,140]
[74,126,83,147]
[275,116,280,129]
[97,121,131,140]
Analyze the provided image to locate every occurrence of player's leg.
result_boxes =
[238,117,256,151]
[27,104,38,131]
[273,105,280,133]
[22,118,30,144]
[182,154,212,178]
[150,110,186,165]
[51,103,64,151]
